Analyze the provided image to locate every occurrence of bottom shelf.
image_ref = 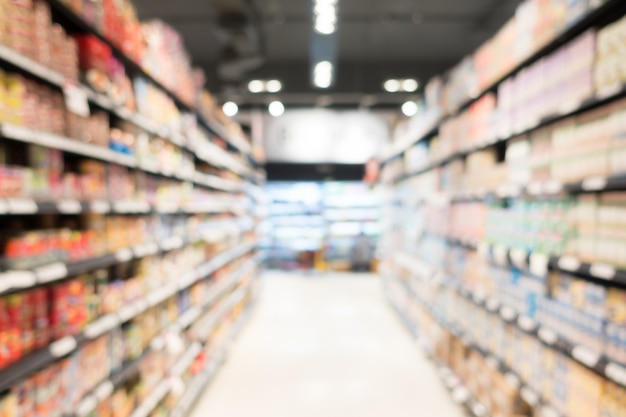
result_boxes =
[385,277,578,417]
[168,295,257,417]
[127,265,261,417]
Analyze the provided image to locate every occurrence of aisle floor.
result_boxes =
[189,272,465,417]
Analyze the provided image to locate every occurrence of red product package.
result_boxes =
[75,35,112,76]
[50,282,70,340]
[0,297,9,369]
[102,0,122,47]
[20,290,36,355]
[32,287,51,349]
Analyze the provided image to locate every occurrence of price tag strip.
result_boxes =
[84,314,119,340]
[605,362,626,387]
[558,256,581,273]
[530,253,549,277]
[49,336,78,358]
[7,198,38,214]
[521,386,539,407]
[518,315,537,332]
[582,176,607,191]
[35,262,69,284]
[572,345,601,369]
[589,263,616,281]
[57,199,82,214]
[63,81,91,117]
[538,328,558,346]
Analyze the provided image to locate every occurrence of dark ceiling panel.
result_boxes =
[131,0,525,106]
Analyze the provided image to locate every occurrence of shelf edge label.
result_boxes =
[589,263,616,280]
[50,336,77,357]
[36,262,68,283]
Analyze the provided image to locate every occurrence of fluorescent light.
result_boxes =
[313,0,338,35]
[266,79,282,93]
[315,21,336,34]
[314,61,333,88]
[268,101,285,117]
[314,4,336,16]
[401,101,418,117]
[222,101,238,117]
[248,80,265,93]
[384,79,400,93]
[402,79,419,92]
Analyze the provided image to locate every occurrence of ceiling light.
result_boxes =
[222,101,238,117]
[248,80,264,93]
[266,80,282,93]
[315,0,338,5]
[402,79,419,92]
[269,101,285,117]
[314,61,333,89]
[384,79,400,93]
[401,101,418,117]
[314,4,336,16]
[315,21,336,34]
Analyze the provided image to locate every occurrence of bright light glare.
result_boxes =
[314,4,336,16]
[248,80,265,93]
[401,101,419,117]
[269,101,285,117]
[384,79,400,93]
[314,61,333,88]
[266,79,282,93]
[315,21,336,34]
[222,101,238,117]
[313,0,338,35]
[402,79,419,92]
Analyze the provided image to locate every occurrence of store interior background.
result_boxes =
[2,0,626,416]
[127,0,530,272]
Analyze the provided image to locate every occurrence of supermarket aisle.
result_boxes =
[189,272,464,417]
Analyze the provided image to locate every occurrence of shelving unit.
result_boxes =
[381,0,626,164]
[0,0,265,415]
[381,1,626,416]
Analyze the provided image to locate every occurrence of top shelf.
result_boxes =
[45,0,253,159]
[381,0,626,164]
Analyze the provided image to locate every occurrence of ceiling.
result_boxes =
[133,0,523,109]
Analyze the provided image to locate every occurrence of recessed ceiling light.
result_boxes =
[314,4,336,16]
[222,101,239,117]
[384,79,400,93]
[401,101,418,117]
[269,101,285,117]
[248,80,265,93]
[266,80,282,93]
[314,61,333,88]
[315,0,338,5]
[402,79,419,92]
[315,20,336,34]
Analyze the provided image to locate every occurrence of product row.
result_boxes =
[397,90,626,190]
[0,143,249,210]
[0,208,255,270]
[0,235,249,369]
[399,238,626,364]
[426,0,617,121]
[390,1,626,168]
[0,252,256,417]
[386,273,626,417]
[402,189,625,267]
[0,0,251,161]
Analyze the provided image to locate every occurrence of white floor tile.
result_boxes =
[188,272,465,417]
